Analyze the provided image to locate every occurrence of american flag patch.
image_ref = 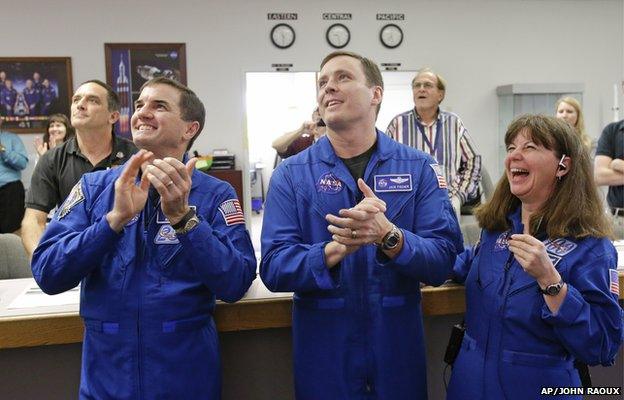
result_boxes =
[218,199,245,226]
[429,163,447,189]
[609,269,620,295]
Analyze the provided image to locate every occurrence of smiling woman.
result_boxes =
[555,97,592,153]
[448,115,622,400]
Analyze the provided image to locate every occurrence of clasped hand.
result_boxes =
[106,149,197,232]
[325,179,392,255]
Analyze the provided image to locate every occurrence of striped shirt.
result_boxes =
[386,108,481,204]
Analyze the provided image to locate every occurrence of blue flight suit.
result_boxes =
[32,164,256,400]
[261,132,463,399]
[448,207,623,400]
[1,87,17,116]
[23,87,40,116]
[40,86,56,114]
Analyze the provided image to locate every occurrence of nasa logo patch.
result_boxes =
[316,172,343,194]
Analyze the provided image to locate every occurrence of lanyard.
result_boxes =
[415,117,443,163]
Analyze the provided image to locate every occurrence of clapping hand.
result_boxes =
[106,149,154,232]
[144,157,197,226]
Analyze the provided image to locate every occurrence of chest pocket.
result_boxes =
[507,258,570,297]
[152,224,184,277]
[471,232,504,289]
[378,189,418,226]
[295,183,349,244]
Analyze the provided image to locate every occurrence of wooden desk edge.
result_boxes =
[1,273,622,350]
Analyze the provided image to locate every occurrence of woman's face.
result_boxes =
[504,129,563,208]
[556,102,578,128]
[48,121,67,147]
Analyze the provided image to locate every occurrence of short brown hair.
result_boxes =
[475,115,612,239]
[320,51,384,115]
[81,79,120,112]
[140,77,206,150]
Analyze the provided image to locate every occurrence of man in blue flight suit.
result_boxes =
[32,77,256,399]
[39,78,56,115]
[32,71,43,92]
[261,51,463,399]
[22,79,40,116]
[1,79,17,116]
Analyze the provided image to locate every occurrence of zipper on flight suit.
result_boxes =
[498,252,515,307]
[137,199,156,399]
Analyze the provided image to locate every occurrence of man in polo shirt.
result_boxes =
[385,68,481,216]
[595,119,624,239]
[21,80,136,257]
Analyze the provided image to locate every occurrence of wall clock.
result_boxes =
[379,23,403,49]
[270,23,296,49]
[326,23,350,49]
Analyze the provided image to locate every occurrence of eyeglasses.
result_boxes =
[412,82,436,90]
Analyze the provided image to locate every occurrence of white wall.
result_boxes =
[2,0,622,205]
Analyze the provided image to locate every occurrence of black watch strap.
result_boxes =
[171,208,196,230]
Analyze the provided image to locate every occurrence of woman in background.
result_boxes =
[34,113,74,156]
[555,97,592,153]
[447,115,622,400]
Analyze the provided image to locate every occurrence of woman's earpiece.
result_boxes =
[557,154,567,171]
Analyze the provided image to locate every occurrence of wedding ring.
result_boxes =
[351,230,357,239]
[166,180,175,187]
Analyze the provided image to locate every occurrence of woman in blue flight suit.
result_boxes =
[448,115,623,399]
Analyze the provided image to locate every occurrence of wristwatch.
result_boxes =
[171,208,199,235]
[538,280,564,296]
[379,224,401,251]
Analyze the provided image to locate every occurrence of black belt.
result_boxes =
[611,208,624,217]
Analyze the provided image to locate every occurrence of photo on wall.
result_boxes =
[105,43,187,139]
[0,57,73,133]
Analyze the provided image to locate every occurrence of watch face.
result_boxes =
[382,226,401,250]
[545,285,561,296]
[380,23,403,49]
[326,23,350,49]
[386,233,399,246]
[270,23,296,49]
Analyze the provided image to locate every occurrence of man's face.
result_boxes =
[131,84,195,155]
[43,79,49,88]
[5,79,12,89]
[71,82,118,132]
[33,72,40,81]
[412,72,444,112]
[317,56,381,130]
[0,71,5,80]
[25,79,33,89]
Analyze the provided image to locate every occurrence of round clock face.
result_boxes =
[380,23,403,49]
[326,23,350,49]
[270,23,296,49]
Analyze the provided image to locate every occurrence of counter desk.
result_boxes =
[1,272,622,350]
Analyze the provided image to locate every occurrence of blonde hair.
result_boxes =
[555,97,591,151]
[475,115,612,239]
